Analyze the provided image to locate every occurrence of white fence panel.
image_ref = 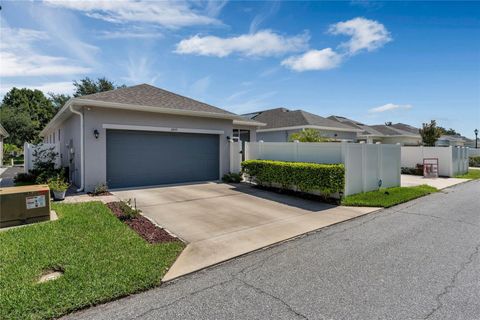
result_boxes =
[244,141,401,196]
[401,146,468,177]
[24,142,61,173]
[229,140,242,173]
[468,148,480,157]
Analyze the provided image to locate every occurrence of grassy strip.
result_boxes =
[341,185,438,208]
[0,202,184,320]
[455,169,480,180]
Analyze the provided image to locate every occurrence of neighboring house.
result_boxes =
[329,116,422,145]
[40,84,263,192]
[243,108,362,142]
[0,124,9,166]
[436,135,467,147]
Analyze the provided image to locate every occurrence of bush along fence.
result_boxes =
[242,160,345,197]
[231,141,401,196]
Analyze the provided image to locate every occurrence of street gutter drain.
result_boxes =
[37,268,64,283]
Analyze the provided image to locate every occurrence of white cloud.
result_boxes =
[44,0,222,29]
[98,30,163,39]
[122,55,159,84]
[227,91,277,114]
[329,17,391,54]
[281,48,342,71]
[0,81,74,96]
[369,103,412,113]
[175,30,309,57]
[190,76,211,96]
[0,26,91,77]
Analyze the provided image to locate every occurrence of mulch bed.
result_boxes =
[87,191,113,197]
[106,202,179,244]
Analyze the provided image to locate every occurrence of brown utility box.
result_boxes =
[0,185,51,228]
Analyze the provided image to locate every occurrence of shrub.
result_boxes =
[14,172,37,184]
[401,163,424,176]
[93,183,109,196]
[47,175,70,192]
[242,160,345,194]
[222,172,242,183]
[117,199,140,221]
[470,156,480,168]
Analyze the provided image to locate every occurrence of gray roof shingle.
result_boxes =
[247,108,358,131]
[77,83,235,116]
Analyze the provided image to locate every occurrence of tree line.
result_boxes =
[0,78,124,147]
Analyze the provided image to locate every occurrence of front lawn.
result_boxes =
[0,202,184,320]
[341,185,438,208]
[455,169,480,180]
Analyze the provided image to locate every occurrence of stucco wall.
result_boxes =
[257,128,357,142]
[82,107,234,192]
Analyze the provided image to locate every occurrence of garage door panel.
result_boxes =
[107,130,219,188]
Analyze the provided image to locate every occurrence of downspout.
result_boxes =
[69,104,84,192]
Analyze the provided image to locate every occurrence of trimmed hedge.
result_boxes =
[241,160,345,194]
[470,156,480,168]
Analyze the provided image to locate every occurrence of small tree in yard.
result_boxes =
[289,128,333,142]
[420,120,442,146]
[32,145,60,183]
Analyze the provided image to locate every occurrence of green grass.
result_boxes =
[455,169,480,180]
[0,202,184,320]
[341,185,438,208]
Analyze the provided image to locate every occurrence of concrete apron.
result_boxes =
[162,205,378,282]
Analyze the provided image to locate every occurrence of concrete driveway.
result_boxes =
[113,182,378,280]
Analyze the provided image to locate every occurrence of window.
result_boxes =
[58,129,61,142]
[52,133,55,144]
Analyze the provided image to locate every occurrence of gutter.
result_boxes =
[69,105,84,192]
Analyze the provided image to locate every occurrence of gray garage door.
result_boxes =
[106,130,219,188]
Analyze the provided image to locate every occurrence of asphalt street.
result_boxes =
[64,180,480,320]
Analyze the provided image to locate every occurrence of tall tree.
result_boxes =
[289,129,333,142]
[419,120,442,146]
[73,77,125,97]
[437,126,459,136]
[0,88,55,146]
[48,93,71,112]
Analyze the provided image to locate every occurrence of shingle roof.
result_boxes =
[369,125,419,136]
[328,115,384,136]
[77,83,235,116]
[247,108,359,131]
[0,123,8,137]
[390,123,420,135]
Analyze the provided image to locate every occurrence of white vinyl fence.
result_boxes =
[468,148,480,157]
[24,142,61,173]
[230,141,401,196]
[401,146,468,177]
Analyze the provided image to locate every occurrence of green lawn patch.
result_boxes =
[455,170,480,180]
[341,185,438,208]
[0,202,184,320]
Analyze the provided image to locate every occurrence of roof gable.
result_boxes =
[249,108,359,131]
[77,84,235,116]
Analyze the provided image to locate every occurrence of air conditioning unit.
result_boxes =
[0,185,51,228]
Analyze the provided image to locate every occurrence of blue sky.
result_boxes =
[1,1,479,138]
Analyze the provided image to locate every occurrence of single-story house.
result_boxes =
[436,135,468,147]
[40,84,263,192]
[0,124,9,166]
[328,116,422,145]
[243,108,362,142]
